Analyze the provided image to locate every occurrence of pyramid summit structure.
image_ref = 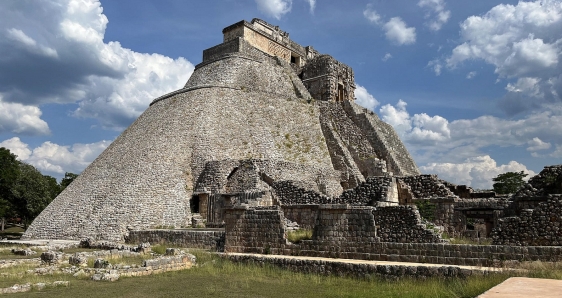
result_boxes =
[23,19,419,241]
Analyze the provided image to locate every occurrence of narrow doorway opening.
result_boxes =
[190,195,200,213]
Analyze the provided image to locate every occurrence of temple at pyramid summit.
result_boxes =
[23,18,425,241]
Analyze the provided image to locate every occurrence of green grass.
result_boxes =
[286,229,313,243]
[2,249,562,297]
[6,250,515,298]
[151,244,167,255]
[448,237,492,245]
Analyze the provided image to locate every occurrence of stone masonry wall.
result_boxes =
[126,229,225,251]
[273,181,333,205]
[492,195,562,246]
[337,176,394,205]
[373,206,442,243]
[224,206,287,254]
[281,205,319,229]
[312,205,379,245]
[225,254,478,279]
[223,205,562,266]
[399,175,455,199]
[515,165,562,198]
[342,101,420,176]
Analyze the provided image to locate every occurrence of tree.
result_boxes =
[0,148,20,231]
[11,163,54,227]
[493,171,528,194]
[60,172,78,191]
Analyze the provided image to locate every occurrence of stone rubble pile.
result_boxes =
[0,281,68,294]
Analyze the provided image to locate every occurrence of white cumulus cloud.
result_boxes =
[382,53,393,61]
[0,0,195,131]
[418,0,451,31]
[363,5,416,46]
[0,137,110,178]
[354,85,380,111]
[445,0,562,114]
[383,17,416,45]
[255,0,292,20]
[0,137,32,160]
[377,99,562,186]
[421,156,535,189]
[0,97,50,135]
[527,137,551,151]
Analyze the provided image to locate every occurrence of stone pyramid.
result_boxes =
[23,19,419,241]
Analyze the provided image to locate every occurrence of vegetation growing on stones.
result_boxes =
[414,200,436,221]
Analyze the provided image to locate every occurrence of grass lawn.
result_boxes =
[8,251,516,298]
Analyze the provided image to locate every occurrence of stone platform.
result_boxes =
[223,252,510,279]
[479,277,562,297]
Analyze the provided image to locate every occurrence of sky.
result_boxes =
[0,0,561,189]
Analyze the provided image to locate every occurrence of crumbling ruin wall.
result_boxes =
[126,230,225,251]
[515,165,562,198]
[399,175,455,199]
[282,205,319,229]
[337,176,396,205]
[492,195,562,246]
[272,181,333,205]
[373,206,443,243]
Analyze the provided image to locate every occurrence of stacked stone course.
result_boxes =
[373,206,442,243]
[492,195,562,246]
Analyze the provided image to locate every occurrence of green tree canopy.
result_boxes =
[60,172,78,191]
[11,163,55,224]
[492,171,528,194]
[0,148,20,226]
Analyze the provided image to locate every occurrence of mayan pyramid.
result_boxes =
[23,19,419,241]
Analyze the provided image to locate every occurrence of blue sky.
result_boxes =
[0,0,561,189]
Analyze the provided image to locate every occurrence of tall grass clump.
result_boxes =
[286,229,313,243]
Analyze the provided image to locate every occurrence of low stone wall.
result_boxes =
[492,195,562,246]
[313,205,378,244]
[224,254,480,279]
[224,206,287,254]
[292,242,562,267]
[223,205,562,267]
[373,206,442,243]
[126,229,225,251]
[224,205,444,254]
